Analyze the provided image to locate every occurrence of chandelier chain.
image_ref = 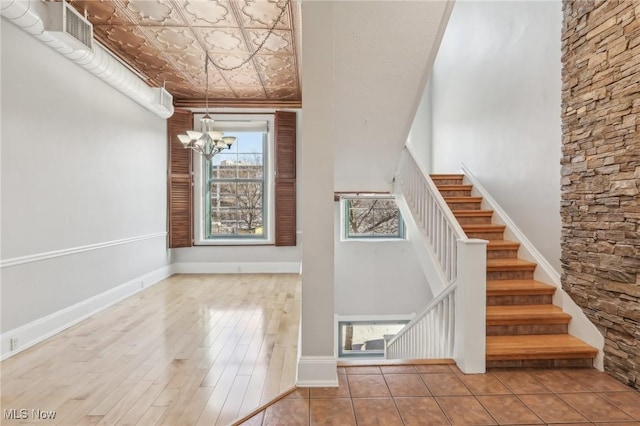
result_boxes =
[208,0,291,72]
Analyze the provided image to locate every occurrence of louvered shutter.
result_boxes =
[274,111,297,246]
[167,109,193,248]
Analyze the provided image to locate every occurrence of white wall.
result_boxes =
[1,20,170,333]
[406,78,434,176]
[431,0,563,272]
[334,204,432,316]
[333,1,451,192]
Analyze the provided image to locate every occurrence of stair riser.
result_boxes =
[466,231,504,240]
[439,189,472,197]
[487,249,518,259]
[487,294,553,306]
[487,324,568,336]
[447,202,482,210]
[486,358,594,368]
[456,216,493,225]
[487,270,535,280]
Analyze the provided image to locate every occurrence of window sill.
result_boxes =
[194,239,274,246]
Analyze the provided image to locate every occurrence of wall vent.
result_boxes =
[149,87,175,118]
[44,1,93,51]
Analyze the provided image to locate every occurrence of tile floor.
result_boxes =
[236,364,640,425]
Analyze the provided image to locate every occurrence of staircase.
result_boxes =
[431,174,598,368]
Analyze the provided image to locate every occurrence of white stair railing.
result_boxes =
[387,148,488,373]
[385,284,456,359]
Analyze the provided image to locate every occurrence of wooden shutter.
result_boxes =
[274,111,297,246]
[167,109,193,248]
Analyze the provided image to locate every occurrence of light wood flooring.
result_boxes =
[0,273,301,425]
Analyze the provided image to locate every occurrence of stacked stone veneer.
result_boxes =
[561,0,640,389]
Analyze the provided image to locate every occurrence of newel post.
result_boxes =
[455,238,488,374]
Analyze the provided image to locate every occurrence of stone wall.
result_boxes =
[561,0,640,389]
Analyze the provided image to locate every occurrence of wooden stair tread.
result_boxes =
[487,305,571,324]
[487,258,537,271]
[435,184,473,191]
[453,210,494,217]
[487,240,520,250]
[487,279,556,295]
[431,174,464,180]
[444,196,483,202]
[486,334,598,360]
[462,224,506,232]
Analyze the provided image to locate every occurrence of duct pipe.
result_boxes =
[1,0,174,119]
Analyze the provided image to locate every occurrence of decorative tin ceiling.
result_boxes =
[68,0,301,108]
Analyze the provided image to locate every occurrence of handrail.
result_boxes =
[396,147,467,284]
[388,148,487,373]
[385,282,456,358]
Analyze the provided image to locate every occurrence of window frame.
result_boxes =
[341,196,406,241]
[336,318,411,358]
[193,113,275,245]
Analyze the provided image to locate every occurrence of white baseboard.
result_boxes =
[0,265,172,360]
[172,262,301,274]
[296,356,338,387]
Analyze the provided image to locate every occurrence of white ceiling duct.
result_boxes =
[0,0,174,119]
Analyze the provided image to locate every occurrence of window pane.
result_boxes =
[339,321,407,357]
[345,198,404,238]
[237,209,263,234]
[237,182,263,209]
[211,209,238,235]
[205,128,268,239]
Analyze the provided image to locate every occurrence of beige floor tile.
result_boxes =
[309,398,355,426]
[421,373,471,396]
[458,373,511,395]
[559,392,633,422]
[518,394,588,424]
[491,371,550,394]
[384,374,431,397]
[435,396,497,425]
[562,369,634,392]
[415,365,453,374]
[352,398,403,426]
[598,391,640,420]
[344,366,382,375]
[476,395,544,425]
[395,397,450,426]
[381,365,417,374]
[528,370,590,393]
[263,398,309,426]
[347,375,391,398]
[310,375,350,399]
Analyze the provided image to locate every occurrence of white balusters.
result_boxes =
[387,148,487,373]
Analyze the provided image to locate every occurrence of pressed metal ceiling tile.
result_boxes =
[68,0,301,107]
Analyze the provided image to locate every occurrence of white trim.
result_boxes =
[172,262,301,274]
[0,232,167,269]
[296,356,338,387]
[0,265,172,360]
[461,163,604,370]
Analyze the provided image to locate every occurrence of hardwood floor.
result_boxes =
[0,274,301,425]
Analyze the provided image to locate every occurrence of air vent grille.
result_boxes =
[64,4,93,50]
[44,0,93,52]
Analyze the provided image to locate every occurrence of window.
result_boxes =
[338,320,409,358]
[343,197,405,239]
[194,115,274,244]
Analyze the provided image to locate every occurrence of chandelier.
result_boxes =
[177,53,235,161]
